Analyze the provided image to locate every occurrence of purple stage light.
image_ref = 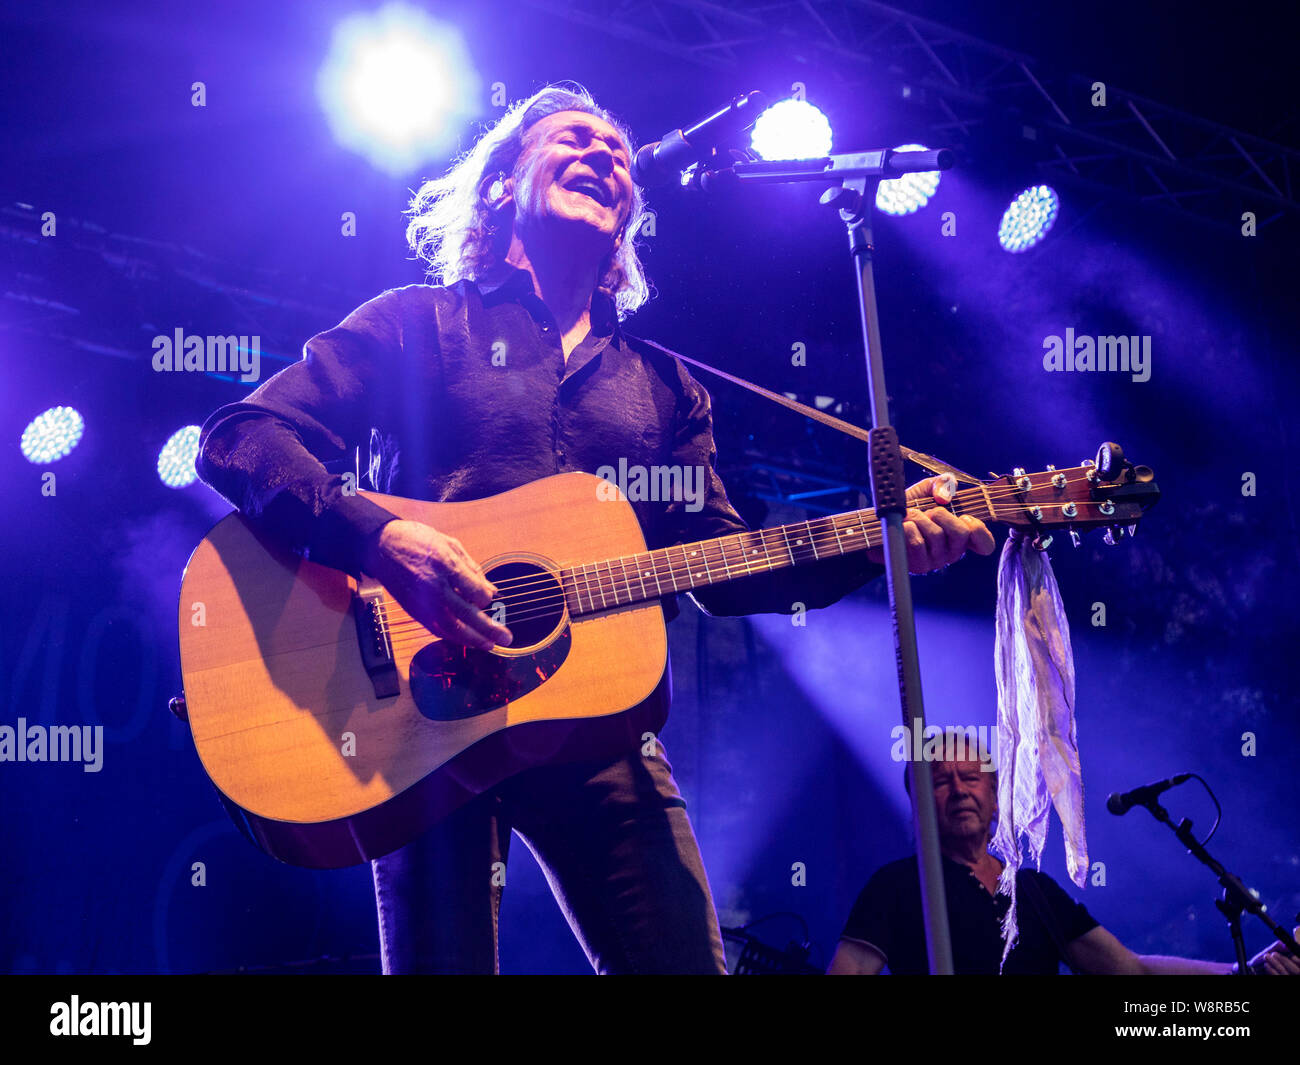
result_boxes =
[20,406,84,463]
[998,184,1060,252]
[157,426,202,488]
[875,143,941,215]
[316,3,482,176]
[750,99,832,161]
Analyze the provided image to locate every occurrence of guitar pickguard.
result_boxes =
[407,632,571,720]
[407,556,572,720]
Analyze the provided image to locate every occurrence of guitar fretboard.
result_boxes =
[558,503,954,616]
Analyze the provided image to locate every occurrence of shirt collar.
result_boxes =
[474,262,535,303]
[473,264,619,339]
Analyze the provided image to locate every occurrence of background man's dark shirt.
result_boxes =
[840,854,1099,974]
[196,266,881,619]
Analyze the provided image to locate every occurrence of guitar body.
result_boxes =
[178,472,669,868]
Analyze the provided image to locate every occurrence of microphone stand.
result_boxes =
[1136,797,1300,973]
[691,146,956,973]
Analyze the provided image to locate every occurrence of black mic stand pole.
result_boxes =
[1136,797,1300,974]
[694,147,956,973]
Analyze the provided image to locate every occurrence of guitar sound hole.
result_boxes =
[407,558,570,721]
[484,560,566,649]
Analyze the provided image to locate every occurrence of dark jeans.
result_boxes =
[370,737,728,974]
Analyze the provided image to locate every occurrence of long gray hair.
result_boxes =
[406,82,652,320]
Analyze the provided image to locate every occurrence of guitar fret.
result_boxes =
[805,520,820,560]
[677,544,695,588]
[856,510,874,549]
[633,554,649,599]
[696,542,712,583]
[717,535,735,580]
[738,530,758,575]
[605,559,620,606]
[583,563,598,612]
[648,554,664,597]
[778,526,798,566]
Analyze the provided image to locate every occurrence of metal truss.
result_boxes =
[0,202,366,378]
[524,0,1299,229]
[731,455,866,515]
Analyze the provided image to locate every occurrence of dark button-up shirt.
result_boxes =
[195,265,881,618]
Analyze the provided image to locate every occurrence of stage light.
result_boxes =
[998,184,1060,252]
[750,99,833,161]
[158,425,202,488]
[20,406,84,463]
[317,3,482,176]
[875,143,941,215]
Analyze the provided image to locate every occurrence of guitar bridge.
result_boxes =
[352,580,399,699]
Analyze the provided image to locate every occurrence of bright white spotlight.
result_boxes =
[875,143,941,215]
[20,406,84,463]
[998,185,1060,252]
[317,3,482,176]
[157,425,202,488]
[750,99,832,161]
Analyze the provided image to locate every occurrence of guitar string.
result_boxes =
[382,476,1095,606]
[376,491,1110,644]
[377,491,1102,636]
[378,490,987,633]
[427,474,1095,597]
[376,481,1095,615]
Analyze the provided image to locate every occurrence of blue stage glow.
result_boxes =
[157,425,202,488]
[875,143,942,215]
[316,3,482,175]
[998,184,1060,252]
[20,406,84,463]
[750,99,833,161]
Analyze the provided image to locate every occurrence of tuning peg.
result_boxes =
[1102,525,1127,546]
[1069,529,1082,548]
[1126,523,1138,538]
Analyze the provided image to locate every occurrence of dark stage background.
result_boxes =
[2,0,1297,974]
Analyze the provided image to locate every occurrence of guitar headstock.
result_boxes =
[988,442,1159,549]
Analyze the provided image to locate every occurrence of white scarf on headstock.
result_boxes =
[990,530,1088,970]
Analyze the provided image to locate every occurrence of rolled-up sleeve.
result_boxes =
[662,364,881,618]
[195,289,407,577]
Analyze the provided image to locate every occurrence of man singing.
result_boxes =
[196,83,994,974]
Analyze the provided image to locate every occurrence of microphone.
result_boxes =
[1106,773,1192,815]
[631,91,768,186]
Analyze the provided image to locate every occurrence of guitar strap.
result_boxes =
[628,334,986,487]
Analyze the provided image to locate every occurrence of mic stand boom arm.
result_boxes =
[1136,798,1300,974]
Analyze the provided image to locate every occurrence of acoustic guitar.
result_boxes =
[176,443,1158,867]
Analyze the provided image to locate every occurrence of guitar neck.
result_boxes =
[563,489,997,617]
